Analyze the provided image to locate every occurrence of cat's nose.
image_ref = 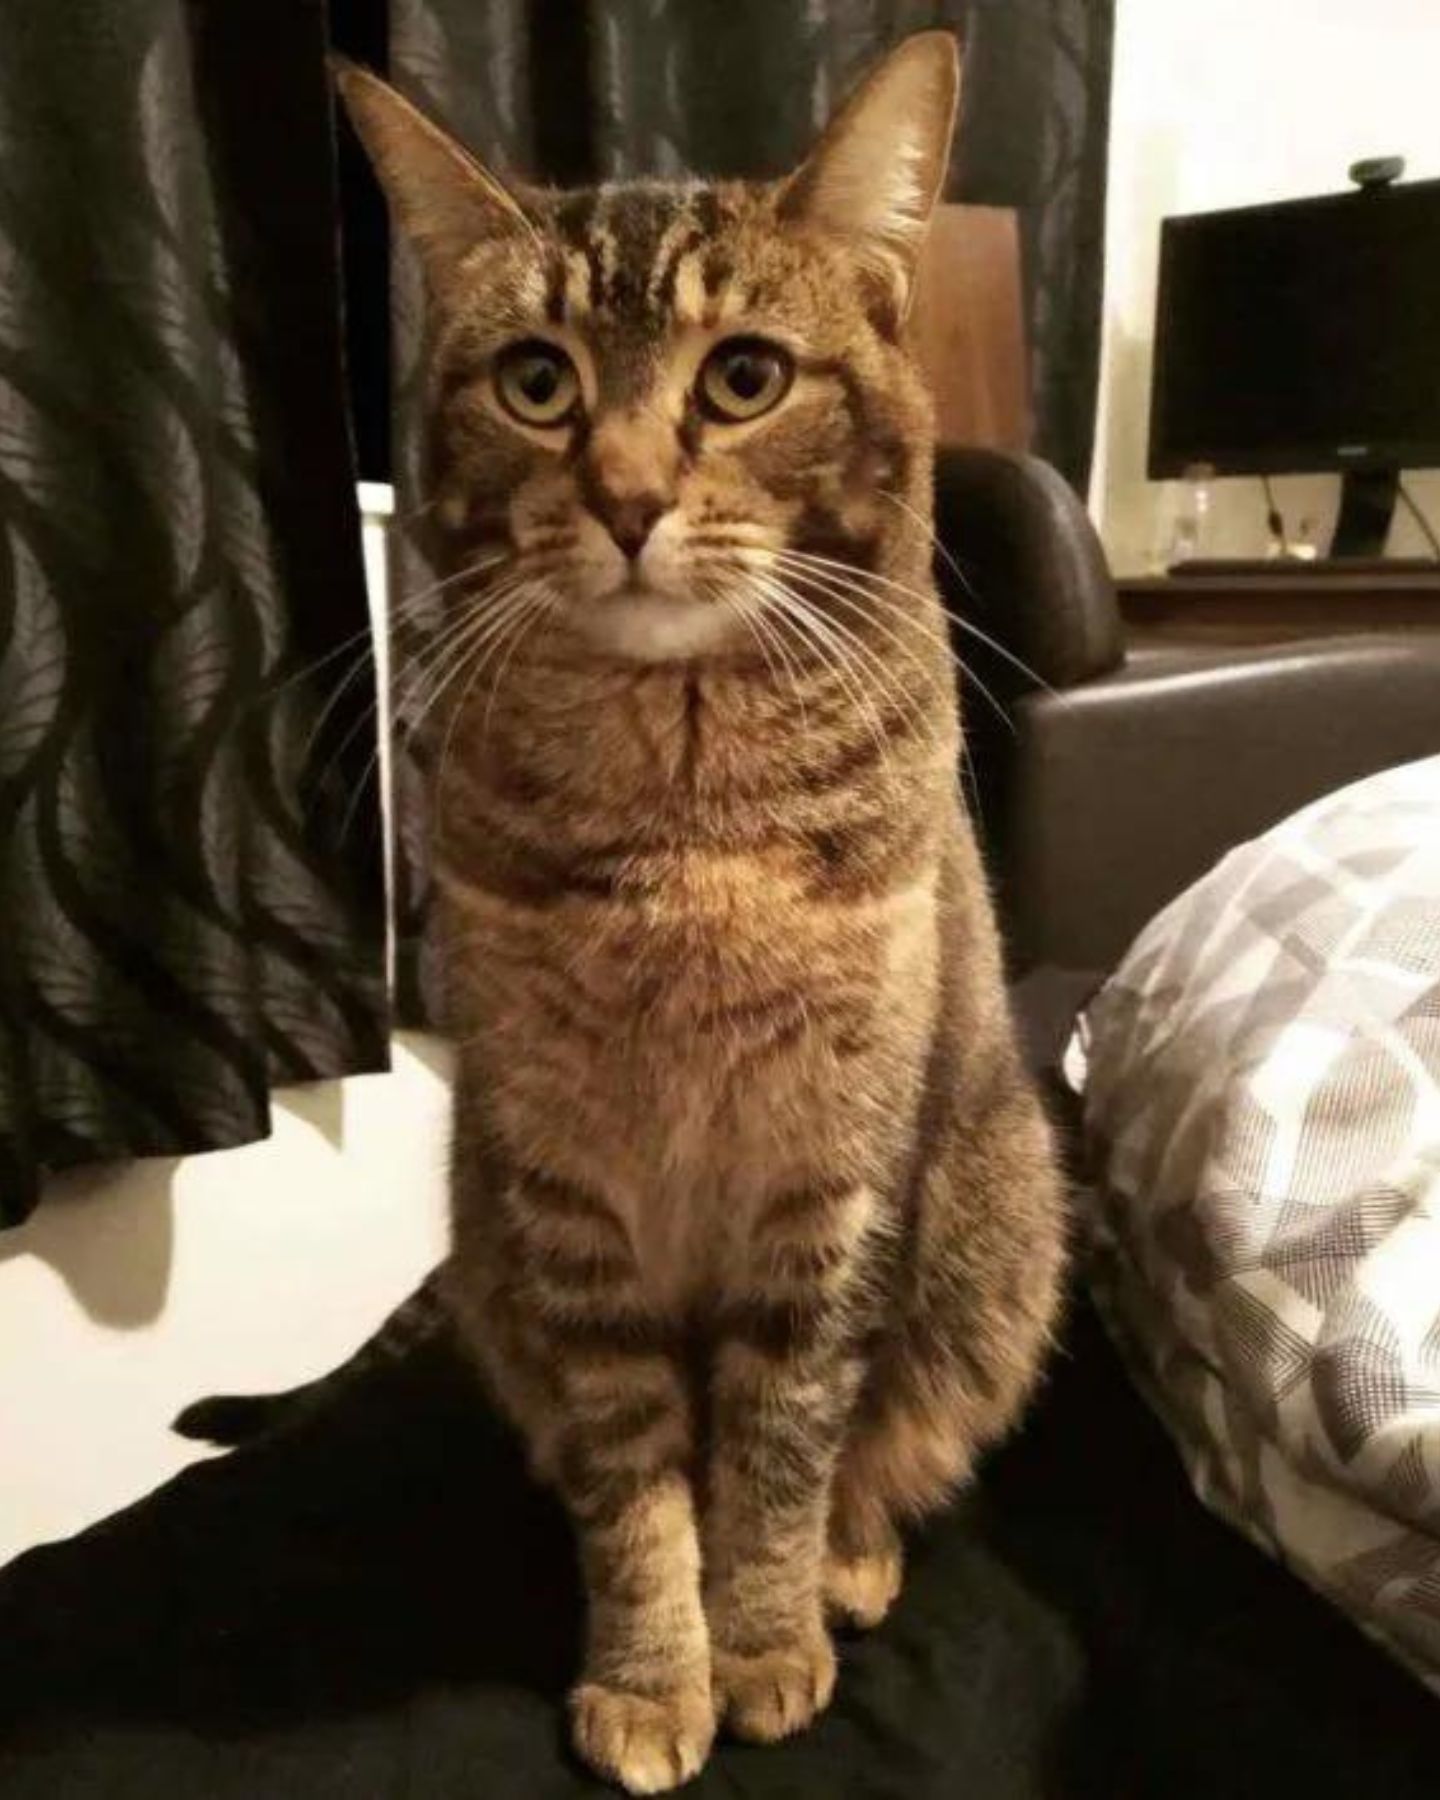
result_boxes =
[596,495,665,562]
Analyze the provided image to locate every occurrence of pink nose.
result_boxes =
[594,495,665,561]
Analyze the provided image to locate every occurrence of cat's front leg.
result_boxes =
[502,1169,713,1795]
[704,1180,870,1743]
[565,1438,713,1796]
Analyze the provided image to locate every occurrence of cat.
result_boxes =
[328,34,1063,1793]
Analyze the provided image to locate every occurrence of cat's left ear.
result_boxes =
[778,31,960,318]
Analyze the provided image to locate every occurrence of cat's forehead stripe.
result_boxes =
[648,206,703,313]
[543,184,737,326]
[592,194,621,309]
[563,250,593,320]
[669,253,707,326]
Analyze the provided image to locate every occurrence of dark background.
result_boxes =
[331,0,391,478]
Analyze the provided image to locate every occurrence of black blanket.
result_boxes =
[3,973,1433,1795]
[0,1297,1433,1799]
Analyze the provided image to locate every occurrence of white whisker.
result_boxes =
[877,487,980,602]
[480,592,553,743]
[749,561,945,730]
[771,542,1060,700]
[401,581,541,749]
[330,578,536,837]
[746,573,893,773]
[766,554,1015,741]
[768,551,1020,738]
[266,552,505,737]
[306,586,499,778]
[431,588,553,848]
[701,573,813,737]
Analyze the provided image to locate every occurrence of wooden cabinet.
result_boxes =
[909,204,1029,453]
[1118,570,1440,646]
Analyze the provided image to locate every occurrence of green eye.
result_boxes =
[494,339,580,427]
[697,337,794,423]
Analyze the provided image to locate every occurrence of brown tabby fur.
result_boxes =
[339,35,1065,1794]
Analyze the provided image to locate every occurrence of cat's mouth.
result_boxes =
[579,581,734,663]
[611,571,660,598]
[596,564,707,607]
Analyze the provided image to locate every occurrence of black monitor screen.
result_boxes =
[1148,180,1440,478]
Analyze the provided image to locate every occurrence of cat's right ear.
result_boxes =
[331,59,536,304]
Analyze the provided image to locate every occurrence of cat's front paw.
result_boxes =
[824,1540,903,1630]
[570,1681,714,1794]
[712,1632,837,1743]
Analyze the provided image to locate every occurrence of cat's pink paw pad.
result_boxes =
[570,1682,714,1794]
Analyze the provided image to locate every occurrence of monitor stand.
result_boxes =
[1331,467,1398,558]
[1170,467,1435,575]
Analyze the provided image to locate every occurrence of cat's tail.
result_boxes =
[172,1383,329,1447]
[172,1270,450,1447]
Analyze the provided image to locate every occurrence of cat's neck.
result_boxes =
[434,631,953,853]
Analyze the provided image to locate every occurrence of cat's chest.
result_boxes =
[609,1148,749,1312]
[551,849,891,1067]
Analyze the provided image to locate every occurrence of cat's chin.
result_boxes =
[575,590,740,664]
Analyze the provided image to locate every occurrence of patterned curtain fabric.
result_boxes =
[381,0,1113,1023]
[0,1,389,1224]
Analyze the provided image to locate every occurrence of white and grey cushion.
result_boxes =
[1071,755,1440,1690]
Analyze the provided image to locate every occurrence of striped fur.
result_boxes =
[339,34,1064,1794]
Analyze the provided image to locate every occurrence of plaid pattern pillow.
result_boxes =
[1072,755,1440,1690]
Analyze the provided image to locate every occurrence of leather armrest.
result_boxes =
[997,633,1440,974]
[934,447,1124,690]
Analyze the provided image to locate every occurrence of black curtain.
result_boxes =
[371,0,1113,1023]
[0,1,390,1224]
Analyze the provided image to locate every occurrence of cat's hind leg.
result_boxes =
[826,1081,1066,1629]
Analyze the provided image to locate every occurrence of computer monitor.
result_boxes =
[1148,178,1440,555]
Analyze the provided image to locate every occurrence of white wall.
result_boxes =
[1094,0,1440,574]
[0,1040,451,1567]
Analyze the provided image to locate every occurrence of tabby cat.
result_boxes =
[336,35,1064,1794]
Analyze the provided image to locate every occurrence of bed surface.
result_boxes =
[0,975,1432,1798]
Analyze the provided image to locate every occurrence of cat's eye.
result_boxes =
[493,340,580,427]
[697,337,794,423]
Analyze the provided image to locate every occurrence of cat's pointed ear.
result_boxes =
[778,32,960,312]
[331,58,537,302]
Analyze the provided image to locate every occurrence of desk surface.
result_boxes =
[1122,569,1440,598]
[1118,570,1440,644]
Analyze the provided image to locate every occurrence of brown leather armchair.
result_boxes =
[935,448,1440,977]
